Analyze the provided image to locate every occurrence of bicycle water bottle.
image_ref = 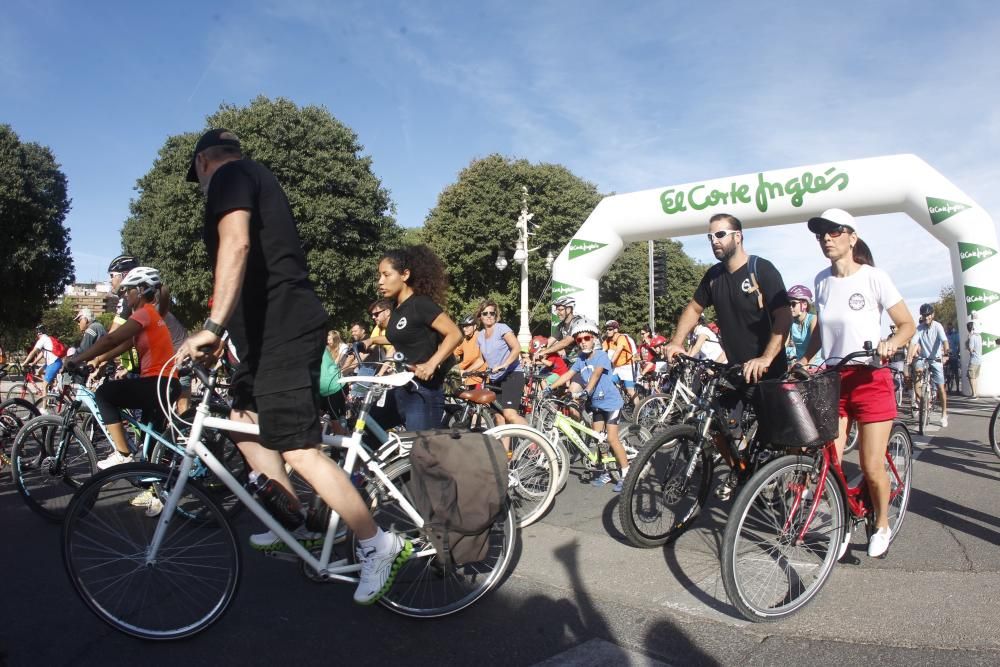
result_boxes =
[781,383,819,444]
[248,472,304,530]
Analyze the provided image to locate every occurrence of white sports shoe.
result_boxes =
[940,414,948,428]
[868,527,891,558]
[129,488,156,507]
[97,450,133,470]
[353,532,412,605]
[250,524,325,552]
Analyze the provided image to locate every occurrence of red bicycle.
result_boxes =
[720,345,913,622]
[4,364,45,401]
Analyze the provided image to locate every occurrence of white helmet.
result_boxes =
[569,318,599,338]
[553,296,576,308]
[120,266,162,296]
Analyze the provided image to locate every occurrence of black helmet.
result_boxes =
[460,314,476,327]
[108,254,139,274]
[34,324,45,333]
[919,303,934,316]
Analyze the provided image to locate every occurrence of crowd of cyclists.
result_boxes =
[2,127,987,614]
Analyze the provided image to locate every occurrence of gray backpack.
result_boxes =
[409,430,508,567]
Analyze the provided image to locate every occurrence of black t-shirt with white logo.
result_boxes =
[693,256,789,378]
[386,294,448,388]
[203,159,327,356]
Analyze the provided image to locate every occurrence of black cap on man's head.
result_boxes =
[186,129,241,182]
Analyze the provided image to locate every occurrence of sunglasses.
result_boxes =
[370,310,386,318]
[707,229,739,241]
[814,226,850,240]
[574,334,594,343]
[481,310,497,317]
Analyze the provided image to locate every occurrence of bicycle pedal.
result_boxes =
[263,550,301,563]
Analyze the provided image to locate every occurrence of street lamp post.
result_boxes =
[495,187,554,350]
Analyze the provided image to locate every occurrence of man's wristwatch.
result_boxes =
[203,318,226,337]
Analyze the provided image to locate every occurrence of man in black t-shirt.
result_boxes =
[665,213,790,382]
[180,129,409,605]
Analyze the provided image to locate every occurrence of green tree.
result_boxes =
[933,285,957,328]
[0,124,75,345]
[121,96,401,328]
[423,154,706,337]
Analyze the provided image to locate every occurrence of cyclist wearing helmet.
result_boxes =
[535,295,584,360]
[688,314,726,363]
[454,313,486,387]
[907,303,950,427]
[785,284,820,364]
[66,267,180,470]
[22,325,64,395]
[549,318,631,491]
[106,253,141,376]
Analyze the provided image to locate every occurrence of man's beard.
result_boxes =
[713,243,737,262]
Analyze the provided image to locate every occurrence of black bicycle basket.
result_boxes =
[756,370,840,448]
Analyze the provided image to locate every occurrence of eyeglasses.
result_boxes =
[814,226,849,240]
[481,310,497,317]
[574,334,594,343]
[370,310,386,318]
[707,229,740,241]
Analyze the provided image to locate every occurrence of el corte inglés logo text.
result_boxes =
[981,333,998,355]
[958,242,997,272]
[964,285,1000,312]
[551,280,582,298]
[660,167,849,216]
[926,197,971,225]
[568,239,608,260]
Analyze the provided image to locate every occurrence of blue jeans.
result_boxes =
[392,382,445,431]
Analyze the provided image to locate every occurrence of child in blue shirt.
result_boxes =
[549,319,630,491]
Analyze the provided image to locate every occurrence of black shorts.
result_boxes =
[229,327,325,452]
[496,371,526,411]
[589,407,621,426]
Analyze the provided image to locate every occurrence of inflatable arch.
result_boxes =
[550,154,1000,395]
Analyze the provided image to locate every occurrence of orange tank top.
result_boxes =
[129,303,178,379]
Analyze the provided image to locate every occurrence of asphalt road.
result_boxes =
[1,389,998,666]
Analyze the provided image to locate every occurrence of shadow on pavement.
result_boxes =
[906,484,1000,546]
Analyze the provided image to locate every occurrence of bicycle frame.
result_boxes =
[146,368,426,582]
[790,441,906,545]
[550,410,614,465]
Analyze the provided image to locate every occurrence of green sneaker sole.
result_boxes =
[357,538,414,606]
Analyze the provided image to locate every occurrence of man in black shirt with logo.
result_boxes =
[180,129,409,605]
[664,213,791,499]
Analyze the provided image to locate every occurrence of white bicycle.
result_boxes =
[62,363,517,640]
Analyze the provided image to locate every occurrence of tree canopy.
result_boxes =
[0,124,74,346]
[932,285,957,329]
[121,96,400,327]
[422,154,706,337]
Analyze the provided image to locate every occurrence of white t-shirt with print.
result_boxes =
[32,334,58,366]
[814,265,902,366]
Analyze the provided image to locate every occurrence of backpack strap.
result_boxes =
[747,255,773,329]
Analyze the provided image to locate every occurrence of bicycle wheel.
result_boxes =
[885,423,913,540]
[491,424,559,527]
[894,376,903,409]
[5,383,33,401]
[151,408,249,518]
[11,415,98,521]
[361,458,515,617]
[918,382,930,435]
[634,394,675,433]
[618,424,713,548]
[842,420,860,454]
[721,454,846,622]
[62,463,241,640]
[990,402,1000,459]
[1,398,38,470]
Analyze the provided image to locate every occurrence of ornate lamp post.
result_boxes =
[495,187,554,350]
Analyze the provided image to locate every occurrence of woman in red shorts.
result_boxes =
[800,209,914,558]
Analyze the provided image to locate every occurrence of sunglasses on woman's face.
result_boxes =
[815,226,849,240]
[480,310,497,317]
[574,334,594,343]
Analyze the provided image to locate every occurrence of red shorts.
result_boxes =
[838,365,896,424]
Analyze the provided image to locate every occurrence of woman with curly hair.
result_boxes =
[363,245,461,429]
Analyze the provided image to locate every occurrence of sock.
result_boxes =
[621,466,629,478]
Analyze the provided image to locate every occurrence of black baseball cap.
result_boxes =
[186,129,241,182]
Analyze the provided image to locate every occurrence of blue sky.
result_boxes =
[4,1,1000,319]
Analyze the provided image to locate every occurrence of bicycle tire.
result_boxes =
[634,393,677,433]
[618,424,713,548]
[150,407,248,518]
[5,383,34,401]
[11,415,98,521]
[842,420,860,454]
[62,463,241,640]
[918,380,930,435]
[489,424,559,528]
[721,454,846,622]
[990,402,1000,459]
[885,422,913,540]
[360,457,516,617]
[1,398,39,468]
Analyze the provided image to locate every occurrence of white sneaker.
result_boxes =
[940,414,948,428]
[250,524,325,552]
[868,527,891,558]
[97,450,133,470]
[145,496,164,518]
[354,533,412,605]
[837,533,851,560]
[129,488,156,507]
